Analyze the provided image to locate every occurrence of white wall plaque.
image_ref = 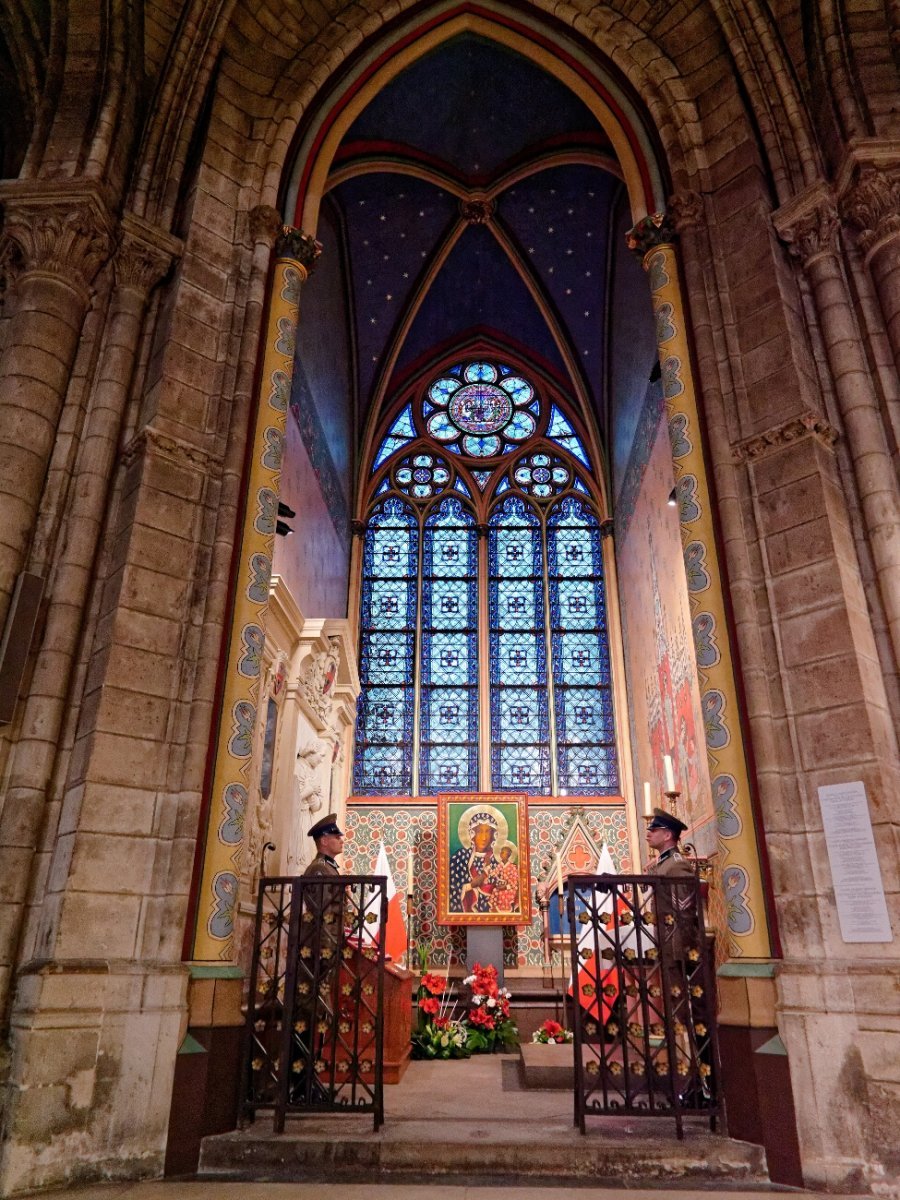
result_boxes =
[818,782,894,944]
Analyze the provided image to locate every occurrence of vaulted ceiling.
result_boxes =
[314,33,633,454]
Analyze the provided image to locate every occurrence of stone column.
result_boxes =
[0,215,181,1005]
[841,161,900,385]
[774,185,900,671]
[190,226,321,964]
[0,182,115,632]
[627,212,774,960]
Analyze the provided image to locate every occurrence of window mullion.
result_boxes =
[477,526,490,790]
[411,511,425,797]
[540,514,560,796]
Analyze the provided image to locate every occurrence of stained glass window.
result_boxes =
[355,360,619,797]
[488,496,550,794]
[353,498,418,794]
[420,498,479,793]
[548,497,618,794]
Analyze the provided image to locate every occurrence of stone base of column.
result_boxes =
[717,962,803,1187]
[0,959,188,1196]
[776,958,900,1194]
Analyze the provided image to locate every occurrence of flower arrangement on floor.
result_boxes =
[411,969,469,1060]
[462,962,518,1053]
[532,1019,574,1044]
[410,958,519,1059]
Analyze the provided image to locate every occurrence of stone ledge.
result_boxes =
[519,1040,573,1089]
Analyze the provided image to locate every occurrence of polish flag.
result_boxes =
[569,844,622,1023]
[372,841,407,963]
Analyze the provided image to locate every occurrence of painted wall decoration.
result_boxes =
[344,801,629,968]
[437,795,532,925]
[193,228,320,962]
[626,214,772,958]
[616,401,715,855]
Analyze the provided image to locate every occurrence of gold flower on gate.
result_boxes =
[315,1059,327,1073]
[691,985,704,998]
[670,985,682,998]
[647,948,659,960]
[361,1022,373,1034]
[300,946,312,959]
[252,1058,264,1071]
[626,985,639,998]
[360,1059,373,1072]
[609,1061,623,1076]
[688,948,700,961]
[578,911,590,925]
[362,984,374,996]
[699,1063,712,1077]
[586,1022,597,1035]
[342,946,353,960]
[677,1062,690,1076]
[317,1020,328,1034]
[298,982,310,996]
[321,947,332,960]
[294,1019,307,1033]
[695,1023,707,1037]
[606,1022,619,1037]
[623,948,636,961]
[586,1061,599,1075]
[620,911,633,925]
[341,983,353,996]
[339,1021,351,1034]
[627,1022,642,1037]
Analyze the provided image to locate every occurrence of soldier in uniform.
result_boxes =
[645,808,710,1102]
[304,813,344,876]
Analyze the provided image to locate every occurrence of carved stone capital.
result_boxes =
[599,518,615,539]
[249,205,283,247]
[114,213,183,295]
[350,519,366,539]
[275,227,322,276]
[121,424,218,471]
[459,197,494,224]
[0,180,115,297]
[626,211,677,259]
[772,183,839,268]
[732,410,838,463]
[841,166,900,257]
[668,191,705,234]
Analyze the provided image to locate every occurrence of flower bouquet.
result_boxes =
[532,1018,574,1044]
[462,962,518,1053]
[411,970,470,1060]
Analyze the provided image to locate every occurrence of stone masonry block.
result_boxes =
[795,706,878,769]
[69,829,156,893]
[76,782,157,837]
[78,730,169,789]
[55,892,141,960]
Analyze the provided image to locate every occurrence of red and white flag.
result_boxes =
[569,844,622,1023]
[372,841,407,963]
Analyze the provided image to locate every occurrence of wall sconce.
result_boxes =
[276,501,295,536]
[667,487,678,507]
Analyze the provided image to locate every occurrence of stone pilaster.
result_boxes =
[0,181,116,634]
[774,183,900,673]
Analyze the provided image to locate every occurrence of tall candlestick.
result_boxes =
[663,754,676,794]
[555,853,564,896]
[643,781,652,816]
[407,850,414,894]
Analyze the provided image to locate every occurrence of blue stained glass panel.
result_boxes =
[547,405,590,467]
[420,498,478,794]
[354,498,418,794]
[488,496,550,794]
[547,497,618,794]
[373,404,416,469]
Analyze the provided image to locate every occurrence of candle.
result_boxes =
[643,781,652,816]
[663,754,676,793]
[555,852,564,895]
[407,850,414,894]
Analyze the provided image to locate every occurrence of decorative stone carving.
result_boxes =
[120,423,218,470]
[297,636,341,724]
[668,191,705,234]
[0,182,115,295]
[287,739,328,872]
[275,227,322,274]
[772,185,839,267]
[732,410,839,462]
[114,213,182,294]
[626,210,677,258]
[248,204,283,247]
[841,167,900,256]
[459,197,494,224]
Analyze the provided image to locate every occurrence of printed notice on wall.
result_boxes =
[818,782,894,943]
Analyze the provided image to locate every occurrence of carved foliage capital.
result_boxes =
[114,213,183,294]
[626,211,677,259]
[732,410,838,462]
[841,167,900,255]
[774,193,839,267]
[667,191,705,234]
[0,190,115,292]
[249,205,283,247]
[275,226,322,276]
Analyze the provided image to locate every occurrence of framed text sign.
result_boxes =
[818,781,893,944]
[437,794,531,926]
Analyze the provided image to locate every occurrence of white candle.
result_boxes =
[663,754,676,793]
[407,850,414,894]
[555,853,564,895]
[643,781,652,816]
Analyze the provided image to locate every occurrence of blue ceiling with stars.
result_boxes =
[322,33,630,445]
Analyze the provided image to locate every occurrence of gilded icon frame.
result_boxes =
[437,793,532,926]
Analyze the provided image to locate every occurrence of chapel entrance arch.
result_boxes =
[187,3,774,978]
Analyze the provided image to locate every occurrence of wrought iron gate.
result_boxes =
[243,874,387,1131]
[567,873,721,1138]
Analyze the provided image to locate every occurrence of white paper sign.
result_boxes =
[818,782,893,943]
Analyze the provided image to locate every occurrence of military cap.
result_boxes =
[647,807,687,837]
[308,813,343,840]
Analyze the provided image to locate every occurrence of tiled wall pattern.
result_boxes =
[344,802,629,968]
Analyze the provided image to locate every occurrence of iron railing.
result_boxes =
[243,874,387,1131]
[567,873,721,1139]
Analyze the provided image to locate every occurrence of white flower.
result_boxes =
[463,974,476,986]
[440,1035,449,1047]
[486,997,497,1008]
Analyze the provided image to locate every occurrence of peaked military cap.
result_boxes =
[308,813,343,839]
[647,807,687,837]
